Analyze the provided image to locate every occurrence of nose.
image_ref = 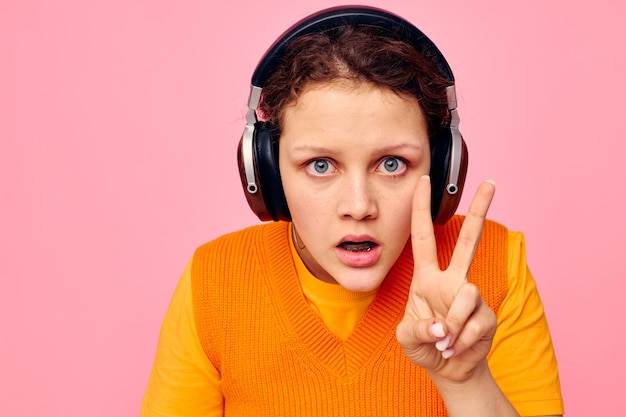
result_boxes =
[338,175,378,221]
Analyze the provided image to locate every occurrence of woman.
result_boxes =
[141,6,563,416]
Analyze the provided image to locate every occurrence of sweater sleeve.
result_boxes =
[487,231,564,416]
[141,259,223,417]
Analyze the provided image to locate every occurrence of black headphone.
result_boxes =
[237,5,468,224]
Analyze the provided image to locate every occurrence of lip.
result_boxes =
[335,234,382,268]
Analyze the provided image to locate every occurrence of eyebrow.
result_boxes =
[290,142,424,155]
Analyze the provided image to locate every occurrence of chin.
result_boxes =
[334,270,387,293]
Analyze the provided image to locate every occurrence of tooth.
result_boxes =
[343,242,374,252]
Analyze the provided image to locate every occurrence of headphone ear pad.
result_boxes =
[253,122,291,221]
[429,129,468,224]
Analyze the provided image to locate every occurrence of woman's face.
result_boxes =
[279,80,430,292]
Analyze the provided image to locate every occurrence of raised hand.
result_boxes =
[396,175,497,383]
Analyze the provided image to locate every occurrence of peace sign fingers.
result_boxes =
[400,176,499,379]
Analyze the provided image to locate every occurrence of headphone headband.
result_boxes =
[252,5,455,88]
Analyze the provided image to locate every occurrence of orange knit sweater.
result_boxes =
[191,215,509,416]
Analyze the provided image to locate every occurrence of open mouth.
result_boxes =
[339,241,377,252]
[336,237,382,267]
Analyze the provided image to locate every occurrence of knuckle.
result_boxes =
[466,205,486,219]
[456,233,475,249]
[457,282,481,301]
[446,315,465,332]
[411,229,432,242]
[464,319,487,338]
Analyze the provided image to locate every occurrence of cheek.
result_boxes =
[287,197,315,221]
[389,207,412,239]
[379,188,415,237]
[282,183,328,230]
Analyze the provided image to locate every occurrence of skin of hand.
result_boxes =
[396,175,498,383]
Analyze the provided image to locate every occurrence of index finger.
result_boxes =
[411,175,439,272]
[448,180,496,276]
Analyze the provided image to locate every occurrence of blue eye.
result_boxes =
[307,159,332,175]
[379,157,405,174]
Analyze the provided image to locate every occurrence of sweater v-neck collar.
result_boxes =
[261,222,413,378]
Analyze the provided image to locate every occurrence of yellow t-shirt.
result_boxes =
[293,233,377,341]
[141,228,563,417]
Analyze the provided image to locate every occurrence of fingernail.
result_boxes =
[442,348,455,359]
[420,175,430,182]
[435,334,451,351]
[430,322,446,338]
[485,179,496,186]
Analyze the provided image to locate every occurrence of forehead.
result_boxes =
[281,81,428,150]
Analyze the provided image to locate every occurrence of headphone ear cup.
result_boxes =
[429,129,468,225]
[237,128,271,221]
[237,122,291,222]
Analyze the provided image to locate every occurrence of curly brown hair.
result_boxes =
[258,24,451,137]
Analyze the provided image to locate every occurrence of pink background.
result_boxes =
[1,0,624,415]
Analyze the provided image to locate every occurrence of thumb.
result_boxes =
[397,318,449,350]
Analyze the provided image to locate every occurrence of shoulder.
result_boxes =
[435,214,509,254]
[190,221,292,291]
[193,221,288,259]
[438,214,508,234]
[440,216,529,267]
